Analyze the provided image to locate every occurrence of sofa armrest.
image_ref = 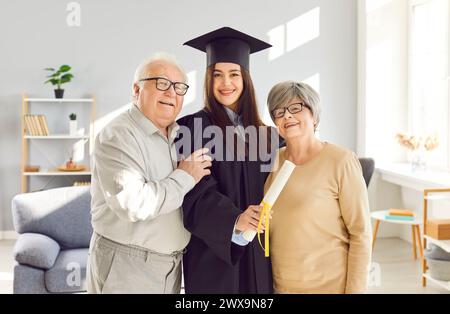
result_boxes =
[13,233,61,270]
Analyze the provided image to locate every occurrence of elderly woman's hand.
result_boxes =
[236,205,272,233]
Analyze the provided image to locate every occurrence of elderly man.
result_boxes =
[87,53,211,293]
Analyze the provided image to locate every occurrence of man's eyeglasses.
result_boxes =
[139,77,189,96]
[271,102,311,119]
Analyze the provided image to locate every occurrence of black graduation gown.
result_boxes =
[176,109,280,294]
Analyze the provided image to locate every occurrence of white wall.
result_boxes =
[0,0,358,231]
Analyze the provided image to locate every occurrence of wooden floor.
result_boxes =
[0,238,449,294]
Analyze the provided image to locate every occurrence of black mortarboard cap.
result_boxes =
[183,27,272,70]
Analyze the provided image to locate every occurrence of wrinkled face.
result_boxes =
[273,97,316,140]
[212,62,244,110]
[133,61,185,130]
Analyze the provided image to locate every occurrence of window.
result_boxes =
[409,0,449,169]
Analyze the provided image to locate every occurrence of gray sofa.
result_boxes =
[11,186,92,293]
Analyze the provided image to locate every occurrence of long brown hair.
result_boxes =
[203,64,273,156]
[204,65,266,129]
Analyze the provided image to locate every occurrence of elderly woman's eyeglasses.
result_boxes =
[139,77,189,96]
[271,102,311,119]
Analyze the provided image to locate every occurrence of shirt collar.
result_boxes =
[129,103,180,140]
[224,106,243,126]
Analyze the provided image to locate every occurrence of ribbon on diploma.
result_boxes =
[241,160,296,257]
[257,200,272,257]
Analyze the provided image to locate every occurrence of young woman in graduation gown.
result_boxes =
[176,27,280,294]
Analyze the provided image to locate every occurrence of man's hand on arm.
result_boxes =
[178,148,212,183]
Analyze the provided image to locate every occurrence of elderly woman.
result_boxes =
[265,81,372,294]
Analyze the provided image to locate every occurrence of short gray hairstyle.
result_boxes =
[132,52,187,101]
[267,81,321,128]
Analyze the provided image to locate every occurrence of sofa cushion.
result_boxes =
[14,264,49,294]
[12,186,93,249]
[45,248,88,293]
[14,233,61,270]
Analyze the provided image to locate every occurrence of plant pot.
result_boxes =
[69,120,77,136]
[54,89,64,99]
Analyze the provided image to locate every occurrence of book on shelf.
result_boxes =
[34,115,43,135]
[24,115,35,135]
[31,115,40,135]
[23,114,50,136]
[385,214,414,221]
[24,114,37,135]
[388,208,414,217]
[38,115,49,135]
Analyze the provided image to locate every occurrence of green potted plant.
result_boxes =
[69,113,77,135]
[44,64,74,99]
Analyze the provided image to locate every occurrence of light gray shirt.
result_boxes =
[224,106,246,141]
[90,103,194,254]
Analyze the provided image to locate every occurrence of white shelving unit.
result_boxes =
[25,98,94,103]
[423,274,450,290]
[24,135,90,139]
[424,235,450,253]
[21,94,96,192]
[24,171,92,176]
[423,235,450,291]
[421,188,450,291]
[425,193,450,201]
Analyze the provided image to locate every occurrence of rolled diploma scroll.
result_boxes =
[242,160,296,242]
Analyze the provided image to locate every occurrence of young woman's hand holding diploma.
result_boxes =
[236,205,273,233]
[242,160,296,249]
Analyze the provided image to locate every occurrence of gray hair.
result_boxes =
[132,53,187,101]
[267,81,321,128]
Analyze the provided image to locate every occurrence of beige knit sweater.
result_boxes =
[265,143,372,294]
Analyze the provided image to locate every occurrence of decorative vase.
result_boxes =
[410,147,426,172]
[69,120,77,136]
[54,89,64,99]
